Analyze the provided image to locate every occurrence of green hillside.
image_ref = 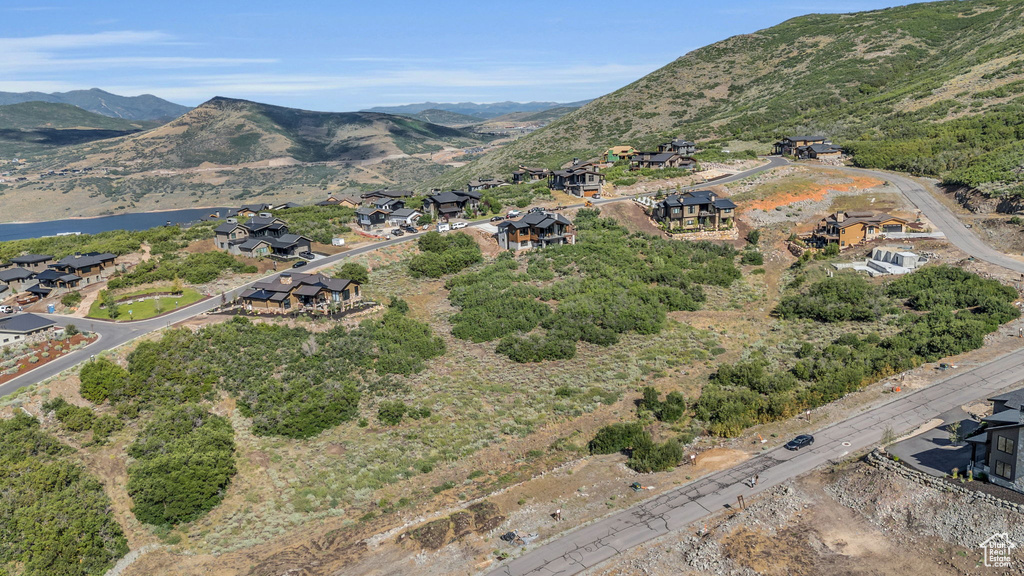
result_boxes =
[0,101,148,155]
[439,0,1024,198]
[0,88,190,121]
[405,108,483,127]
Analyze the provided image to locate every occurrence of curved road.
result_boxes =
[487,162,1024,576]
[0,156,788,399]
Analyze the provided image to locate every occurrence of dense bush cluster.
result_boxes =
[107,251,257,289]
[269,205,354,244]
[0,221,218,262]
[84,311,445,440]
[638,386,687,423]
[126,404,237,527]
[0,414,128,576]
[445,216,738,361]
[588,420,683,473]
[697,266,1020,436]
[775,274,897,322]
[408,232,483,278]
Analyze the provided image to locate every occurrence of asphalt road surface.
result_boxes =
[837,167,1024,275]
[490,346,1024,576]
[0,155,788,399]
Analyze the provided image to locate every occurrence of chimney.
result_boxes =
[74,252,81,259]
[572,158,579,166]
[280,272,292,285]
[835,212,845,223]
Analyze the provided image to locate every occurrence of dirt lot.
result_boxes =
[589,456,1023,575]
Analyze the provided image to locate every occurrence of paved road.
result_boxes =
[488,161,1024,576]
[833,167,1024,275]
[490,347,1024,576]
[0,155,789,399]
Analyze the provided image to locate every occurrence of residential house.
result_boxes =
[355,206,392,230]
[548,165,604,198]
[239,271,362,312]
[0,313,56,345]
[316,194,361,208]
[7,254,53,273]
[0,267,38,292]
[966,389,1024,493]
[360,189,414,202]
[658,139,696,156]
[272,202,303,210]
[387,208,423,227]
[51,252,117,285]
[467,178,508,193]
[423,190,482,220]
[799,143,843,159]
[809,211,907,248]
[603,146,637,163]
[652,190,737,231]
[630,152,697,171]
[214,216,312,257]
[511,166,551,184]
[236,203,273,218]
[496,212,576,251]
[33,269,82,290]
[772,136,828,156]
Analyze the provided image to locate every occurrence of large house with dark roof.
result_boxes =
[966,389,1024,493]
[511,166,551,184]
[215,216,311,258]
[6,254,53,273]
[467,178,508,193]
[0,267,38,292]
[548,165,604,198]
[0,313,56,345]
[658,139,696,156]
[239,271,362,312]
[773,136,829,156]
[360,189,414,201]
[630,151,697,171]
[652,190,737,231]
[496,212,576,251]
[423,190,482,220]
[809,211,907,248]
[51,252,117,285]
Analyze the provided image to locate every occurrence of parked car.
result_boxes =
[490,215,504,222]
[437,223,451,233]
[299,251,315,260]
[291,260,307,268]
[552,205,565,211]
[528,206,544,213]
[391,228,404,236]
[784,434,814,451]
[592,194,602,199]
[0,305,12,314]
[452,222,468,229]
[401,224,417,233]
[507,210,521,218]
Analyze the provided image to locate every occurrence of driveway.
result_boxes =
[888,407,979,477]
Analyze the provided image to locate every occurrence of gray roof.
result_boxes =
[54,252,115,269]
[356,206,389,216]
[10,254,52,264]
[361,189,413,199]
[0,267,36,282]
[389,208,420,219]
[784,135,826,142]
[0,313,56,334]
[0,284,7,294]
[34,269,63,281]
[215,222,245,234]
[428,191,477,204]
[713,198,737,210]
[991,389,1024,411]
[808,143,842,153]
[237,238,270,251]
[268,234,310,249]
[983,410,1022,425]
[499,211,573,231]
[671,139,695,147]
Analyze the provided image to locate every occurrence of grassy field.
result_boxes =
[87,287,204,320]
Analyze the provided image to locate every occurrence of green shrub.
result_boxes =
[627,438,683,473]
[589,422,650,455]
[378,400,408,426]
[740,250,764,265]
[41,397,96,432]
[335,262,369,284]
[127,404,236,527]
[60,291,83,307]
[79,357,129,404]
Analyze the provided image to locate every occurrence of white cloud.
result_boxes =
[0,30,172,51]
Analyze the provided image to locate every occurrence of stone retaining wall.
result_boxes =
[866,448,1024,514]
[665,228,739,242]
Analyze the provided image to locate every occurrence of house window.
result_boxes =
[688,206,695,214]
[994,459,1012,479]
[672,208,679,215]
[997,436,1015,454]
[685,219,694,225]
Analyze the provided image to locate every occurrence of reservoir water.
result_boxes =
[0,207,229,242]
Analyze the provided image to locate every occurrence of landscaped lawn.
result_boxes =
[87,287,204,320]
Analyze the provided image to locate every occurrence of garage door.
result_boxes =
[883,224,902,233]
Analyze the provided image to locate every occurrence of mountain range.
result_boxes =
[436,0,1024,199]
[0,101,152,156]
[364,100,592,119]
[0,88,190,122]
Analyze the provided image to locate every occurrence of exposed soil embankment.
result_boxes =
[948,185,1024,214]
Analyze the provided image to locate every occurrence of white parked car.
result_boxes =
[0,305,12,314]
[452,222,468,229]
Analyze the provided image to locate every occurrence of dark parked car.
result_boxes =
[401,224,417,233]
[291,260,307,268]
[784,434,814,450]
[299,251,315,260]
[528,206,544,213]
[490,215,504,222]
[391,228,404,236]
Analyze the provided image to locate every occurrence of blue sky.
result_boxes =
[0,0,913,111]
